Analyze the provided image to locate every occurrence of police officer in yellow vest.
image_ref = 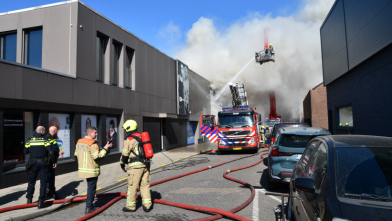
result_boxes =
[120,120,152,213]
[75,126,112,214]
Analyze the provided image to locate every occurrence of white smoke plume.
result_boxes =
[174,0,335,121]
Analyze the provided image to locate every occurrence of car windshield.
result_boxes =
[279,135,316,148]
[336,147,392,199]
[218,114,254,128]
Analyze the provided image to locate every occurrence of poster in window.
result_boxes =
[81,115,97,139]
[49,113,71,159]
[106,117,118,149]
[176,60,189,115]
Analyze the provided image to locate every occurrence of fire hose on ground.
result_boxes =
[0,150,268,221]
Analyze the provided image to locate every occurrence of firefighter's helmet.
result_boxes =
[261,126,265,128]
[123,120,138,132]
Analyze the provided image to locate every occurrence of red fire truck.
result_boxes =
[200,82,262,154]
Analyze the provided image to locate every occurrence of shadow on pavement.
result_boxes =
[0,189,26,206]
[57,180,84,198]
[259,168,289,193]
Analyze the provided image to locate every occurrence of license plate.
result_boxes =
[233,148,242,150]
[296,154,302,160]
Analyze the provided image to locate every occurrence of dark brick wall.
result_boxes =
[311,84,328,129]
[327,43,392,136]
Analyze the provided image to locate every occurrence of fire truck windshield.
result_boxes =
[218,114,254,128]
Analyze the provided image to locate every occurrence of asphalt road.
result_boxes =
[32,149,290,221]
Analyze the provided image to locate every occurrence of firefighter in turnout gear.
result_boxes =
[260,126,266,143]
[24,126,57,208]
[75,126,112,215]
[120,120,152,213]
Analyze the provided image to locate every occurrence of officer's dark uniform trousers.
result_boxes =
[46,134,59,195]
[24,132,52,202]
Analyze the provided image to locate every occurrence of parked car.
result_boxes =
[269,122,310,144]
[267,127,330,189]
[289,135,392,221]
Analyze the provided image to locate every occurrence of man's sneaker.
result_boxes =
[27,198,32,204]
[142,205,151,212]
[122,207,136,212]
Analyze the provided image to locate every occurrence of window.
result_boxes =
[306,142,327,190]
[81,115,97,139]
[49,113,71,160]
[106,117,118,150]
[125,47,134,89]
[279,134,317,148]
[338,106,353,127]
[24,28,42,68]
[0,32,17,62]
[96,34,108,82]
[300,140,319,168]
[111,41,122,86]
[3,110,35,172]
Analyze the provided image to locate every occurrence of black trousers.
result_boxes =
[86,177,98,209]
[26,160,48,202]
[47,165,56,193]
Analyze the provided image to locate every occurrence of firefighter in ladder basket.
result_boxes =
[120,120,154,212]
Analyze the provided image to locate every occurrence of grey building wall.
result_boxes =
[0,2,78,76]
[321,0,392,85]
[189,69,211,122]
[0,1,211,188]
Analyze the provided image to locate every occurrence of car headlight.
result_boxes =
[251,137,255,145]
[219,139,225,145]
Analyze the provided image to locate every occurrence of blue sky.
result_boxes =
[1,0,302,56]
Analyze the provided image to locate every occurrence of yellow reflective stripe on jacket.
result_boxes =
[78,168,100,173]
[122,149,129,154]
[91,152,98,157]
[128,162,143,167]
[83,152,87,168]
[99,149,107,157]
[25,143,31,148]
[29,142,47,146]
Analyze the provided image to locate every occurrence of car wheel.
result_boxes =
[288,197,294,221]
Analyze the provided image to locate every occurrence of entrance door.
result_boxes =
[143,117,161,153]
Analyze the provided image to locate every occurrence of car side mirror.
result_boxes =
[295,177,315,193]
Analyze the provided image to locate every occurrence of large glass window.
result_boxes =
[0,32,17,62]
[96,34,107,82]
[49,113,71,159]
[81,115,97,140]
[3,110,35,172]
[106,116,118,150]
[24,28,43,68]
[125,47,134,89]
[338,106,353,127]
[111,41,122,86]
